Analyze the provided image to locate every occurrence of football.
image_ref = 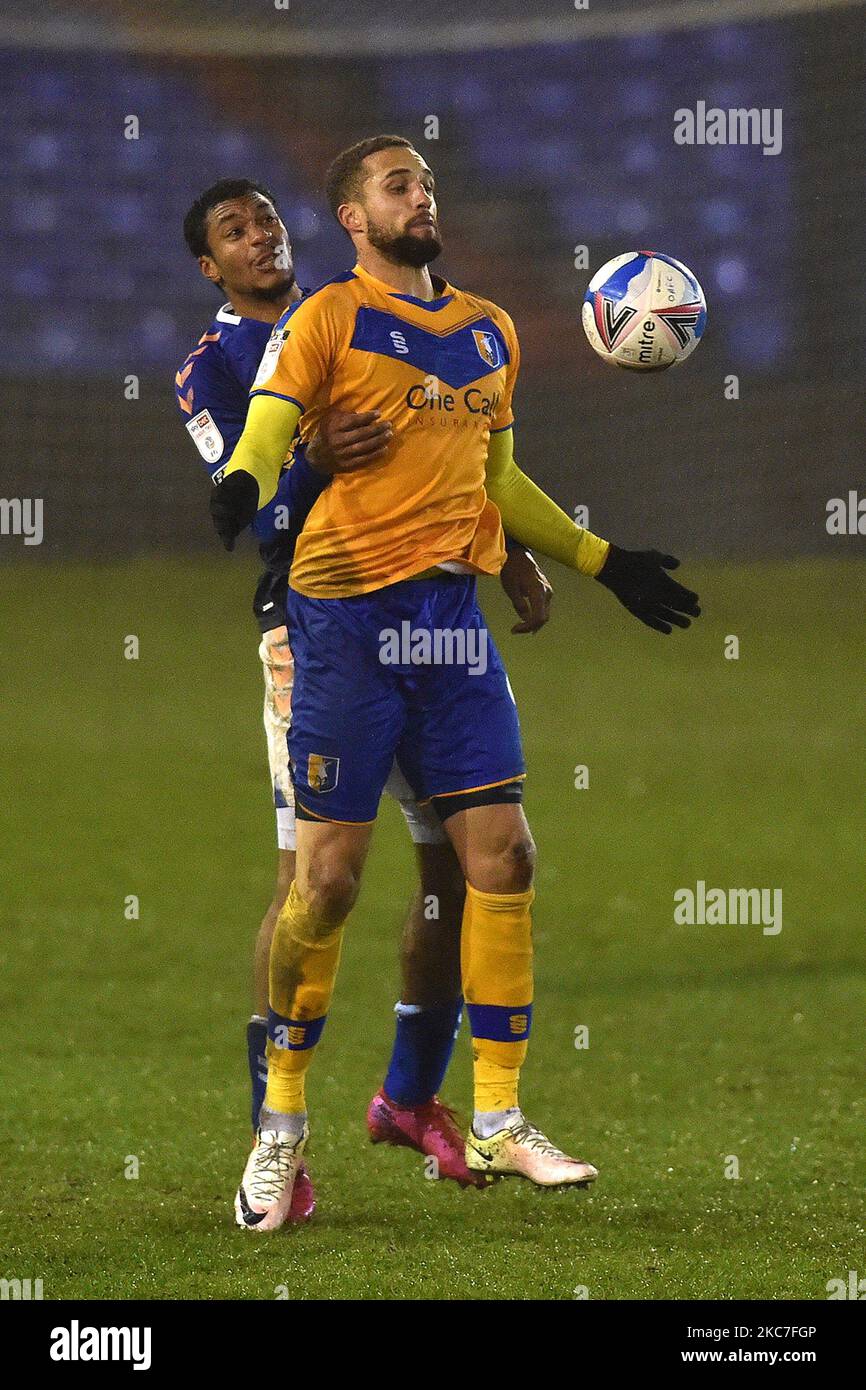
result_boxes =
[582,250,707,370]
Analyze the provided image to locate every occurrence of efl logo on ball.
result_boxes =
[582,251,707,370]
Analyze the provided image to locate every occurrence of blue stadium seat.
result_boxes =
[0,48,340,375]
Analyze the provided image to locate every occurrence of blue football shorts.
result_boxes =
[285,573,525,825]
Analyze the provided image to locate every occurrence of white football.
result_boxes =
[582,250,707,370]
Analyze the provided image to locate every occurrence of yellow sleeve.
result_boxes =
[224,393,302,506]
[485,427,610,577]
[489,309,520,433]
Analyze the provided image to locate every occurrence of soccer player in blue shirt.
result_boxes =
[176,178,555,1219]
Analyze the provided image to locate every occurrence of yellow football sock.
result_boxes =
[264,880,345,1116]
[461,882,534,1114]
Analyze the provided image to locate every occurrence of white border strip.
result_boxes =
[0,0,863,58]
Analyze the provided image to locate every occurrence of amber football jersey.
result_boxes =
[250,262,519,598]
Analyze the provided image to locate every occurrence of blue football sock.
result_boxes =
[382,999,463,1107]
[246,1016,268,1131]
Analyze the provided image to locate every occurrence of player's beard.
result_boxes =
[366,220,443,268]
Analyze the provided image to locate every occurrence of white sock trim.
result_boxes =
[473,1108,522,1139]
[394,1001,424,1017]
[260,1109,307,1139]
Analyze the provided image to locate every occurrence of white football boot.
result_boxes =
[465,1115,597,1188]
[234,1125,309,1231]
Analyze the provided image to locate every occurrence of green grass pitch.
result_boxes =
[0,556,863,1300]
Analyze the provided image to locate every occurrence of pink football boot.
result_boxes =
[289,1161,316,1222]
[367,1089,486,1188]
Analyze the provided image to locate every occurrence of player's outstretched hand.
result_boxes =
[500,544,553,633]
[596,545,701,634]
[210,470,259,552]
[308,409,393,474]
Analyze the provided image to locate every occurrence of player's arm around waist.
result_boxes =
[484,427,609,576]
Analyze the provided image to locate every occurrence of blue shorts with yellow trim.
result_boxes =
[285,574,525,824]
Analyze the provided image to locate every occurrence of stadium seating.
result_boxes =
[0,19,791,376]
[0,47,342,374]
[380,28,790,369]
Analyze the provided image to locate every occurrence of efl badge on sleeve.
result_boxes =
[253,325,289,389]
[307,753,340,794]
[186,409,224,463]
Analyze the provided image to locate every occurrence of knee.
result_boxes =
[486,830,537,894]
[303,858,362,924]
[504,831,537,892]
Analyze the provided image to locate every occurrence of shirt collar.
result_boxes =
[353,262,454,309]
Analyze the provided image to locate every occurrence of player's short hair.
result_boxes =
[183,178,278,258]
[324,135,416,221]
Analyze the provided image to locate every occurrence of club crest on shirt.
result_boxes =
[472,328,502,369]
[307,753,339,793]
[186,409,224,463]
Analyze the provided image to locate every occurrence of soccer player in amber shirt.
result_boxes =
[177,178,558,1215]
[212,137,700,1230]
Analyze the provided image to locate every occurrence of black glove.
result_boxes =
[596,544,700,634]
[209,470,259,552]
